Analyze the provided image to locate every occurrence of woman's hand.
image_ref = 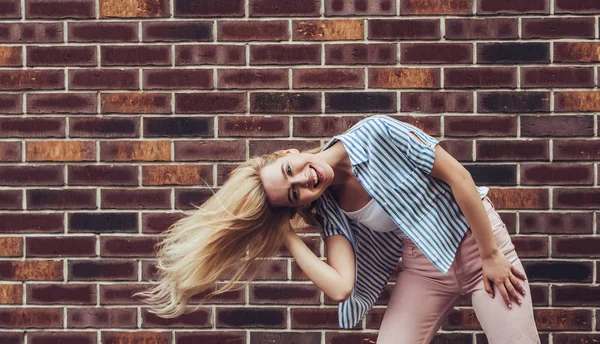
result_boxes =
[482,251,527,309]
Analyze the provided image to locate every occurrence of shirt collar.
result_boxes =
[321,134,369,167]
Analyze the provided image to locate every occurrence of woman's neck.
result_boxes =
[315,141,353,188]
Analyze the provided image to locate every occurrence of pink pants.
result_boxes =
[377,197,540,344]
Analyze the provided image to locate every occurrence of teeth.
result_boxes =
[310,167,318,186]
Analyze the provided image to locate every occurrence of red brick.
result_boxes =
[218,116,289,137]
[217,163,239,185]
[177,332,245,344]
[222,259,287,281]
[401,0,472,15]
[0,165,64,186]
[555,91,600,112]
[401,92,472,113]
[250,92,321,113]
[368,19,440,40]
[101,189,171,209]
[0,214,64,233]
[26,0,95,19]
[69,260,137,281]
[101,331,170,344]
[69,69,138,90]
[553,236,600,258]
[142,21,212,42]
[0,70,63,91]
[293,116,363,137]
[27,284,96,304]
[176,92,246,114]
[27,93,97,114]
[141,212,186,234]
[100,284,147,305]
[325,0,395,16]
[250,0,321,16]
[101,45,170,66]
[0,94,22,114]
[291,308,341,329]
[486,188,549,209]
[251,44,321,65]
[101,92,171,114]
[554,42,600,63]
[445,67,516,88]
[0,260,63,281]
[189,282,246,304]
[325,43,397,65]
[511,236,548,258]
[218,20,288,41]
[254,332,321,344]
[401,43,472,64]
[439,139,473,162]
[554,189,600,210]
[521,67,594,88]
[445,116,517,137]
[100,236,160,257]
[26,236,96,257]
[522,17,595,39]
[68,308,137,328]
[523,115,594,138]
[217,68,289,89]
[0,142,21,161]
[142,69,212,90]
[68,22,137,42]
[176,44,245,66]
[445,18,518,40]
[0,22,62,43]
[520,212,593,234]
[26,188,96,210]
[293,68,364,89]
[554,139,600,161]
[174,0,244,17]
[534,309,592,331]
[477,0,549,14]
[0,117,64,138]
[553,334,600,343]
[555,0,600,14]
[553,286,600,307]
[69,117,140,138]
[249,140,320,156]
[174,140,246,161]
[521,163,594,185]
[142,307,212,328]
[142,164,212,185]
[0,308,62,328]
[250,284,320,305]
[0,0,20,18]
[0,190,22,210]
[27,46,96,66]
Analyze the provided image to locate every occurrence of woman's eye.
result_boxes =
[292,188,298,201]
[287,165,292,176]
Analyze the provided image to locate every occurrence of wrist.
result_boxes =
[481,248,499,260]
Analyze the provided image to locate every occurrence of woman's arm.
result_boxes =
[284,229,355,302]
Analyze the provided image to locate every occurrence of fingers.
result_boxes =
[511,265,527,281]
[504,279,522,307]
[509,274,526,297]
[483,276,494,298]
[496,283,512,309]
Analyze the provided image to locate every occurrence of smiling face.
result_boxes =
[260,149,334,208]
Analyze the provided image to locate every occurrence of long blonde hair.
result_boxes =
[135,146,321,318]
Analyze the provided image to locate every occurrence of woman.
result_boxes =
[137,115,540,343]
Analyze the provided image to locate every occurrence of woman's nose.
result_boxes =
[293,172,310,186]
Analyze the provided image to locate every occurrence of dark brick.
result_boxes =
[0,94,22,114]
[218,116,289,137]
[0,165,64,186]
[27,46,96,66]
[101,45,170,66]
[0,308,62,328]
[0,331,22,344]
[401,43,472,64]
[439,139,473,162]
[0,142,21,161]
[27,189,95,210]
[69,22,137,42]
[189,282,246,304]
[466,164,517,186]
[100,236,159,257]
[254,332,321,344]
[535,309,592,331]
[30,332,94,344]
[0,0,20,18]
[26,236,96,257]
[250,44,321,65]
[0,70,63,91]
[176,92,246,113]
[325,92,396,113]
[477,91,549,113]
[553,236,600,258]
[174,140,246,161]
[69,260,137,281]
[174,0,244,17]
[27,284,95,304]
[522,18,595,39]
[0,190,22,210]
[0,214,63,233]
[476,140,549,161]
[218,68,289,89]
[250,92,321,113]
[250,284,320,305]
[401,92,472,113]
[522,67,594,88]
[554,139,600,161]
[27,93,97,114]
[444,67,516,88]
[222,259,287,281]
[0,22,63,42]
[218,20,288,41]
[143,69,212,90]
[293,68,364,89]
[477,0,549,14]
[326,332,377,344]
[556,0,600,14]
[521,163,593,185]
[520,212,592,234]
[68,165,138,186]
[521,115,594,137]
[217,308,286,328]
[325,0,395,16]
[142,308,211,328]
[293,116,363,137]
[511,236,548,258]
[554,285,600,307]
[142,212,186,234]
[101,331,170,344]
[523,261,592,282]
[69,212,138,233]
[478,43,550,64]
[26,0,95,19]
[249,140,321,156]
[401,0,471,14]
[101,189,171,209]
[100,284,147,305]
[291,308,340,329]
[445,18,518,40]
[250,0,320,16]
[0,117,64,138]
[69,117,139,138]
[554,188,600,209]
[177,332,245,344]
[69,69,138,90]
[325,43,397,65]
[143,21,212,42]
[369,19,440,40]
[68,308,137,328]
[176,44,245,66]
[445,116,517,137]
[144,117,214,138]
[174,188,214,210]
[553,334,600,343]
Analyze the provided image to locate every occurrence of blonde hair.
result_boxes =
[135,146,321,318]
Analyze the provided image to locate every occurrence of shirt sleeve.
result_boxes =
[376,115,440,175]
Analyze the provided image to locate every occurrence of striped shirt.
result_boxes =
[313,115,489,329]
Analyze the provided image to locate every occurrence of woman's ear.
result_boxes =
[282,148,300,155]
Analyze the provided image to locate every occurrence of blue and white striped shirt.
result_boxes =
[313,115,489,329]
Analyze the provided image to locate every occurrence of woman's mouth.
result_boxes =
[310,166,320,188]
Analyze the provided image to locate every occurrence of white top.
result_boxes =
[341,198,407,238]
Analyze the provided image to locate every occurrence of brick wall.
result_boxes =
[1,0,599,343]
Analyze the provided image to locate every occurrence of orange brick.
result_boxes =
[294,20,364,41]
[487,188,549,210]
[99,0,169,18]
[7,260,62,281]
[369,68,440,89]
[0,237,22,257]
[555,42,600,62]
[0,284,22,304]
[401,0,472,15]
[101,141,171,161]
[142,165,212,186]
[0,46,21,67]
[102,331,171,344]
[26,141,95,162]
[555,91,600,112]
[101,92,171,114]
